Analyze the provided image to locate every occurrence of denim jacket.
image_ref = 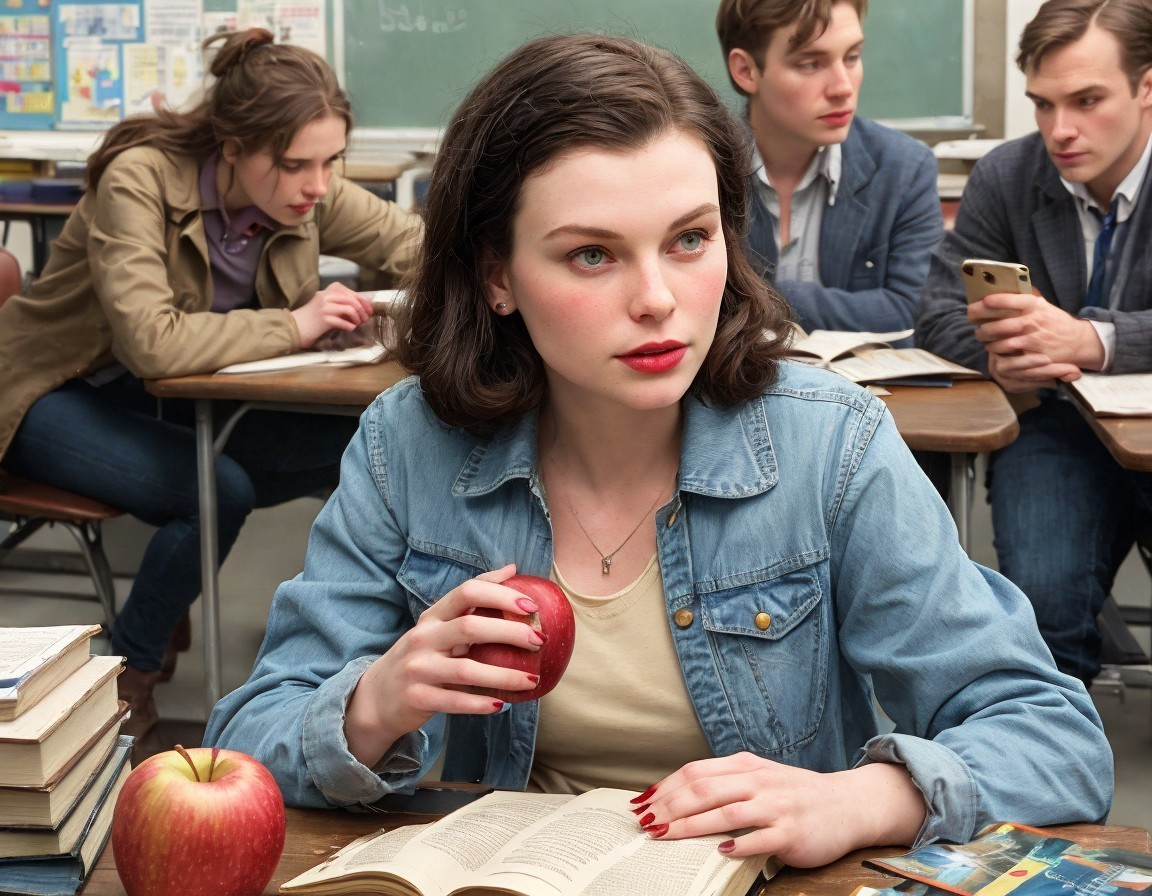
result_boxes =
[206,363,1111,844]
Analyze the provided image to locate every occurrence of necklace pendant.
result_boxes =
[601,555,612,576]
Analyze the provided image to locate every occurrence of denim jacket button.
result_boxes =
[754,612,772,631]
[674,608,694,628]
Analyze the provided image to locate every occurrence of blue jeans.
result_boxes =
[4,374,358,671]
[987,397,1152,684]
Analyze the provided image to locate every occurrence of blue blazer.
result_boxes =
[745,117,943,333]
[917,131,1152,374]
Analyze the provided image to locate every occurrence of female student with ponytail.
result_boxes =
[0,28,421,744]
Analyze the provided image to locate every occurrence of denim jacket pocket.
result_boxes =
[698,562,829,755]
[396,548,486,619]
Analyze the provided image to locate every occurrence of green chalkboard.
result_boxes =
[341,0,966,130]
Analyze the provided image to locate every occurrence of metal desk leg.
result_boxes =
[948,453,973,555]
[195,399,222,711]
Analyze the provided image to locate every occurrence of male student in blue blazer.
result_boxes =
[716,0,942,333]
[917,0,1152,688]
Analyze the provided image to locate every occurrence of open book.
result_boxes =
[852,821,1152,896]
[1067,373,1152,417]
[215,290,401,375]
[788,328,980,385]
[0,626,102,722]
[280,787,779,896]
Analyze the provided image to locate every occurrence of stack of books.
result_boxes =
[0,625,132,896]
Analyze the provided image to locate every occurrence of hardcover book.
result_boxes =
[0,626,102,722]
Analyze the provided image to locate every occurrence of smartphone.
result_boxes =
[961,259,1032,304]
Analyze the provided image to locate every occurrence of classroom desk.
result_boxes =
[83,813,1152,896]
[880,380,1019,553]
[145,361,410,711]
[0,198,75,276]
[1070,398,1152,473]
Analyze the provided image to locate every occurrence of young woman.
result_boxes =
[0,29,421,741]
[206,33,1110,865]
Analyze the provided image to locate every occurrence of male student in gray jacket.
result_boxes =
[917,0,1152,688]
[717,0,943,333]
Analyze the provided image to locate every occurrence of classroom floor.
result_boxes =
[2,458,1149,827]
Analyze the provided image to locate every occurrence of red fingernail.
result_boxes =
[528,630,545,646]
[526,674,540,683]
[718,840,735,853]
[515,597,539,614]
[492,701,505,711]
[630,786,657,804]
[638,812,655,827]
[630,803,650,815]
[645,823,669,839]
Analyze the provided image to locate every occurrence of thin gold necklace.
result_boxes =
[565,481,671,576]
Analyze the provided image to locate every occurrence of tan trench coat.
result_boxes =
[0,145,422,460]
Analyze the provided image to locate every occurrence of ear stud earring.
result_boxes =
[495,302,509,313]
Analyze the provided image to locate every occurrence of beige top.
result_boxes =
[528,555,713,795]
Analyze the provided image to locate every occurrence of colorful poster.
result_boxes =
[54,0,144,127]
[0,1,54,130]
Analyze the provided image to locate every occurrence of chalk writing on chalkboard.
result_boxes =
[379,5,468,34]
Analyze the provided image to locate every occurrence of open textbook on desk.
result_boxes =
[215,290,401,375]
[280,787,779,896]
[787,328,980,386]
[1067,373,1152,416]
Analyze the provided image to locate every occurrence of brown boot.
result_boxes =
[118,665,163,742]
[159,611,192,683]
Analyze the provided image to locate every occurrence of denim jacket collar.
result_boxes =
[455,394,779,500]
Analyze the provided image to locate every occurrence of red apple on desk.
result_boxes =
[468,574,576,703]
[112,745,285,896]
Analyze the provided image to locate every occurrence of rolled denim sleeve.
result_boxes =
[206,385,444,807]
[830,396,1112,843]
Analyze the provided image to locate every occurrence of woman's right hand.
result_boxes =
[290,284,374,348]
[343,565,544,768]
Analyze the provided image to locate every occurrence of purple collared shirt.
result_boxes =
[199,154,279,312]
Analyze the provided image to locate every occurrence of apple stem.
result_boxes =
[174,744,201,783]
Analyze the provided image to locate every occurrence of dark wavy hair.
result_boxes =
[86,28,352,188]
[391,32,793,436]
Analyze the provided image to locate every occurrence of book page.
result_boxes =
[1068,373,1152,416]
[280,791,572,896]
[829,348,978,384]
[789,329,914,365]
[473,788,762,896]
[215,343,387,375]
[0,627,99,689]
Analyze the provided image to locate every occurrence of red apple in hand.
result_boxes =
[467,574,575,703]
[112,745,285,896]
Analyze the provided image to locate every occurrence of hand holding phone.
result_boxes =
[961,259,1032,321]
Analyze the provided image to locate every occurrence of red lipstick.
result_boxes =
[618,341,687,373]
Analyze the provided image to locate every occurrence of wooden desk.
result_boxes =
[880,380,1019,553]
[1071,402,1152,472]
[0,199,75,276]
[84,812,1152,896]
[146,361,409,710]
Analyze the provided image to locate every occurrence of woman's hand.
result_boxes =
[291,284,374,348]
[344,565,545,768]
[631,753,926,867]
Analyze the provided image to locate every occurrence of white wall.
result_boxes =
[1003,0,1046,139]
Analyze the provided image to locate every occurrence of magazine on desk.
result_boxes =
[215,290,402,375]
[1066,373,1152,417]
[279,787,779,896]
[853,822,1152,896]
[787,328,980,386]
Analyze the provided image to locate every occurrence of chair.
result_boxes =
[1095,540,1152,699]
[0,245,124,630]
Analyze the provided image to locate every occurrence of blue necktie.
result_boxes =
[1083,202,1117,308]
